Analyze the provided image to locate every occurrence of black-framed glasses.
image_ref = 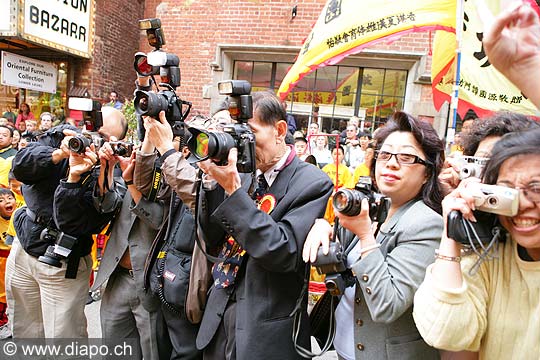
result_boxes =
[498,182,540,204]
[376,151,427,166]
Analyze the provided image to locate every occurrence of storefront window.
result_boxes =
[0,61,68,124]
[232,60,408,134]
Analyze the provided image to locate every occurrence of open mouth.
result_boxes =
[512,218,540,228]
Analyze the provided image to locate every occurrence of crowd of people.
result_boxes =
[0,2,537,360]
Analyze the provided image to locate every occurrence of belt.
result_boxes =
[26,208,50,227]
[115,266,134,278]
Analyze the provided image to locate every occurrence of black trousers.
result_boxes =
[157,304,202,360]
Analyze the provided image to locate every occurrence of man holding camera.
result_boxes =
[6,107,127,338]
[196,91,333,359]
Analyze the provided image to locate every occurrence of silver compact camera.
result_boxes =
[470,183,519,217]
[457,156,489,180]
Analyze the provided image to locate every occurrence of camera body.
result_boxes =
[109,141,134,157]
[333,176,391,222]
[133,18,191,138]
[37,228,78,268]
[456,156,489,180]
[470,183,519,217]
[186,80,256,173]
[312,242,355,296]
[446,183,518,246]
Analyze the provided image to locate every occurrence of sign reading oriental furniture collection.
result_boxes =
[21,0,95,58]
[1,52,58,93]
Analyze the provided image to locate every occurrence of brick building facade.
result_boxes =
[140,0,447,133]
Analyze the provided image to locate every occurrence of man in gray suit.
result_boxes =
[91,141,164,360]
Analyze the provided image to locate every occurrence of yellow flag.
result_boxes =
[432,0,540,117]
[278,0,456,99]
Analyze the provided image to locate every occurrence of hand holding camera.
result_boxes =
[67,144,98,183]
[198,147,242,195]
[143,110,175,155]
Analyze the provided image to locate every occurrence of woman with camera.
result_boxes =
[303,111,444,359]
[413,128,540,357]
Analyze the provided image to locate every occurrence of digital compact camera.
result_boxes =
[456,156,489,180]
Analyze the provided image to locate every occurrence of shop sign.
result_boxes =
[1,52,58,93]
[0,0,17,35]
[21,0,95,58]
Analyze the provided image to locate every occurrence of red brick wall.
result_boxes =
[73,0,146,103]
[142,0,433,115]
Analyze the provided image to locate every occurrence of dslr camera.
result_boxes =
[447,183,518,246]
[186,80,256,173]
[37,228,78,268]
[456,156,489,180]
[312,241,355,296]
[333,176,391,221]
[67,97,106,153]
[133,18,191,138]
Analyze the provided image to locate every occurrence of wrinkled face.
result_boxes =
[496,154,540,259]
[248,112,284,173]
[0,193,16,219]
[332,147,345,164]
[294,141,307,157]
[375,131,428,208]
[0,127,12,148]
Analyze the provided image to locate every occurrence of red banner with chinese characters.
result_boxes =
[278,0,456,99]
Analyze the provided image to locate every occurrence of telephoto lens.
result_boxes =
[187,128,236,164]
[68,135,92,154]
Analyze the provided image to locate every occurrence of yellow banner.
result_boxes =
[432,0,540,117]
[278,0,456,99]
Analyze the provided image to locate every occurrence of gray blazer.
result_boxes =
[344,200,442,359]
[91,186,164,312]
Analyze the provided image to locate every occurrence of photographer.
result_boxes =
[303,112,444,359]
[133,111,203,360]
[195,91,333,359]
[413,128,540,357]
[439,112,539,196]
[6,107,126,338]
[90,135,163,359]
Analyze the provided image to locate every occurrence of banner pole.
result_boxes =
[447,0,465,152]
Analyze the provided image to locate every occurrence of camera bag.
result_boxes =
[146,194,196,315]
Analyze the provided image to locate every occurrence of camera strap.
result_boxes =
[290,264,336,358]
[147,166,163,203]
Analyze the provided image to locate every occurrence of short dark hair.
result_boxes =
[251,91,287,126]
[461,112,540,156]
[332,145,345,155]
[294,137,307,144]
[483,128,540,185]
[0,188,14,198]
[463,109,478,122]
[0,125,14,138]
[374,111,445,214]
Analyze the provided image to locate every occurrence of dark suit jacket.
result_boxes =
[91,185,164,312]
[197,155,333,360]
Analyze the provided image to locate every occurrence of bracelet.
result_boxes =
[125,180,133,186]
[360,243,381,255]
[435,249,461,262]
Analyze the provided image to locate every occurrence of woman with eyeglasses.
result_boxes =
[303,112,444,359]
[413,128,540,358]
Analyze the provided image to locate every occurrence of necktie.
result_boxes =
[212,174,269,289]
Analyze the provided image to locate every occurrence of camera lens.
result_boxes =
[68,135,90,154]
[333,188,367,216]
[187,128,236,163]
[193,132,210,158]
[134,90,169,117]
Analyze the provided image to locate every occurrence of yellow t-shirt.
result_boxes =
[321,163,353,189]
[351,163,370,188]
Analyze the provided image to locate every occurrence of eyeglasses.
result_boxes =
[376,151,427,166]
[498,182,540,204]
